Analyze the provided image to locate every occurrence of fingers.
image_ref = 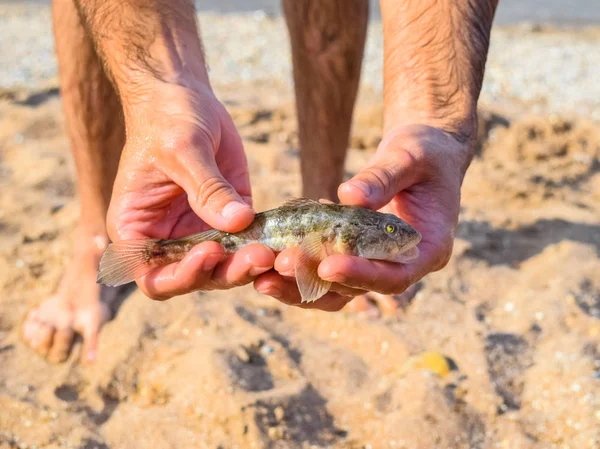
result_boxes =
[256,249,365,310]
[273,248,365,297]
[139,241,275,300]
[338,149,420,210]
[217,110,254,207]
[273,247,299,276]
[254,272,354,312]
[180,157,255,233]
[317,251,435,295]
[138,241,225,300]
[210,243,275,289]
[166,123,254,233]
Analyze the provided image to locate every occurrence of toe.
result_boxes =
[22,310,39,343]
[47,327,75,364]
[77,309,107,364]
[344,295,379,316]
[81,326,100,364]
[30,322,54,359]
[369,292,400,315]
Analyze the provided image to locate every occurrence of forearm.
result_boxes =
[381,0,497,142]
[74,0,210,105]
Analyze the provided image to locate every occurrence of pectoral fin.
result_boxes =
[295,233,331,303]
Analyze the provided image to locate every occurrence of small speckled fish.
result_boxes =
[97,198,422,302]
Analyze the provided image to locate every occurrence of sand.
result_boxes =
[0,9,600,449]
[0,81,598,448]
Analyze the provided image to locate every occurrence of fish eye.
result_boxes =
[385,223,396,234]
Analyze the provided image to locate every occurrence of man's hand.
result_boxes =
[107,82,276,300]
[324,125,469,291]
[254,125,470,309]
[254,0,497,311]
[72,0,276,300]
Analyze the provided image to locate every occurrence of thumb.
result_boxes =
[175,150,254,233]
[338,149,419,210]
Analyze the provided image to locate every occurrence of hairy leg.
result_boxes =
[22,0,127,363]
[282,0,368,201]
[282,1,409,315]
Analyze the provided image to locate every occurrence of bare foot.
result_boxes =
[344,283,422,317]
[22,233,131,364]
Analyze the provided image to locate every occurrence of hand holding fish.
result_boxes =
[104,82,276,300]
[99,123,470,311]
[255,125,471,309]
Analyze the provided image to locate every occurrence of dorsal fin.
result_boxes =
[281,197,320,208]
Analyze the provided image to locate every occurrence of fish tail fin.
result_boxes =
[97,229,225,287]
[97,239,159,287]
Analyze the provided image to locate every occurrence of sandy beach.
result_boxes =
[1,4,599,449]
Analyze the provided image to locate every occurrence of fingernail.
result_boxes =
[221,201,252,220]
[249,266,271,277]
[257,286,282,299]
[348,180,371,198]
[202,253,222,272]
[87,350,96,362]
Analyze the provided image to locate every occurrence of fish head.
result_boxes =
[355,211,422,263]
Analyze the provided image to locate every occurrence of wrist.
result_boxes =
[117,75,215,130]
[383,96,478,145]
[380,123,474,178]
[99,32,211,111]
[76,0,212,107]
[113,62,212,111]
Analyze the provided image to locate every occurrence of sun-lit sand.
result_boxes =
[0,6,599,449]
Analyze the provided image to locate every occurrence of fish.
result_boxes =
[96,198,422,303]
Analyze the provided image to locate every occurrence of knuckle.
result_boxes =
[159,123,218,155]
[190,125,219,151]
[365,165,397,197]
[157,130,185,154]
[179,275,198,293]
[195,176,234,208]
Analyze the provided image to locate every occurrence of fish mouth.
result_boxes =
[392,226,423,263]
[398,245,420,263]
[410,228,423,245]
[390,241,420,264]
